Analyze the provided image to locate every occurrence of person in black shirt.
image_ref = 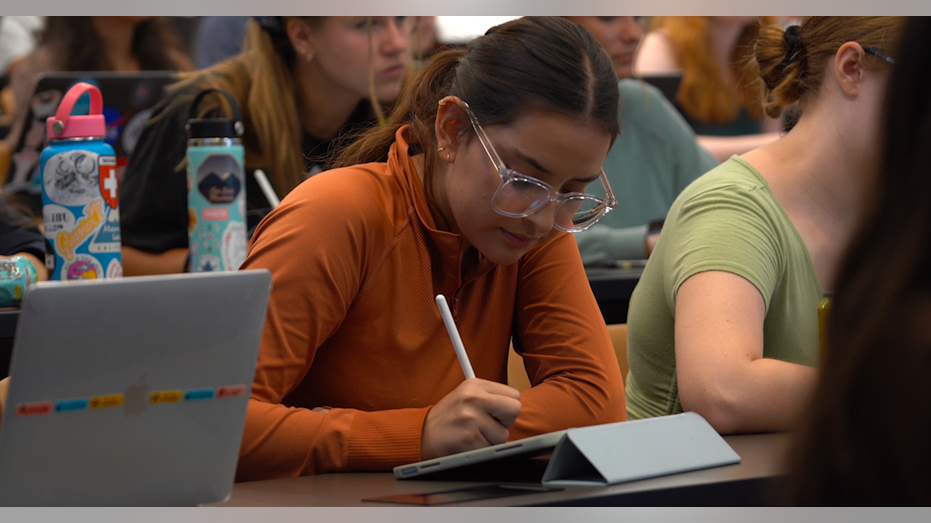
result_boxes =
[119,16,412,275]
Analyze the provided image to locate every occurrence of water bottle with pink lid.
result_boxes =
[40,82,122,281]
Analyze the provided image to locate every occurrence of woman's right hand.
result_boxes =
[420,378,522,461]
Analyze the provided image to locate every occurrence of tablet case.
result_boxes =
[541,412,741,486]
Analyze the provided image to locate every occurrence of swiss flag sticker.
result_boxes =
[99,156,119,209]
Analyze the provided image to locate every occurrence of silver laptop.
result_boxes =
[0,270,271,506]
[394,429,567,480]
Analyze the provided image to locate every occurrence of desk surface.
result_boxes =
[220,432,790,507]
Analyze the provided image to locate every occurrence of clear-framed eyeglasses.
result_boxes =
[459,101,618,233]
[864,47,896,65]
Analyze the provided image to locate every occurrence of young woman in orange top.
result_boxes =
[235,16,627,480]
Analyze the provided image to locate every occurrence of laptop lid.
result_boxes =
[0,270,271,506]
[3,71,176,212]
[639,74,683,103]
[394,429,567,480]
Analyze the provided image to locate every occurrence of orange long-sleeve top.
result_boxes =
[236,127,626,481]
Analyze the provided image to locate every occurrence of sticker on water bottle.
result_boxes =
[98,156,119,209]
[42,204,76,236]
[88,207,121,253]
[106,258,122,279]
[195,254,221,272]
[54,199,104,262]
[222,221,247,270]
[197,154,242,205]
[63,253,103,280]
[43,150,100,207]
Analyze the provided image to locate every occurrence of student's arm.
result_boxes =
[2,252,47,281]
[0,199,49,280]
[675,271,817,433]
[575,223,649,263]
[509,232,627,440]
[121,246,188,276]
[659,175,819,434]
[634,31,681,75]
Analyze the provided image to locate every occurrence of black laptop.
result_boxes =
[640,73,683,103]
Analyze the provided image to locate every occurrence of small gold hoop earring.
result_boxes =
[437,147,445,153]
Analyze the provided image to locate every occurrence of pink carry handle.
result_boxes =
[47,82,106,139]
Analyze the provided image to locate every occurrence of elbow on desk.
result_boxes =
[678,382,747,435]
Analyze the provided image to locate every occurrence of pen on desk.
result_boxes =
[253,169,280,209]
[435,294,476,380]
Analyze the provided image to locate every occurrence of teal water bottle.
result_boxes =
[40,82,122,281]
[185,89,246,272]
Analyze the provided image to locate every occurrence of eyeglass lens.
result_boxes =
[492,177,607,231]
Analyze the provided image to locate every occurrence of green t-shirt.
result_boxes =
[625,156,822,420]
[576,79,718,264]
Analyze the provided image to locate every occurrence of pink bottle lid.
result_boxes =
[46,82,106,139]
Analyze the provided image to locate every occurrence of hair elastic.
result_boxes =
[254,16,288,41]
[783,25,802,66]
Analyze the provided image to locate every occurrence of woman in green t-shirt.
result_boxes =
[625,16,905,434]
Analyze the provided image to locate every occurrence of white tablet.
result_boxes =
[394,429,567,480]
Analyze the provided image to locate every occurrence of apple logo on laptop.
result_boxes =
[123,375,148,416]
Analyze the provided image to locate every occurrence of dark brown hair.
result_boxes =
[40,17,190,72]
[782,16,931,506]
[333,16,620,204]
[749,16,903,118]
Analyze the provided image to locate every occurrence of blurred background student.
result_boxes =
[783,16,931,506]
[118,16,412,276]
[636,16,783,162]
[565,16,718,263]
[3,16,193,151]
[625,16,904,434]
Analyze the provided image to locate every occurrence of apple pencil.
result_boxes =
[435,294,476,380]
[253,169,280,209]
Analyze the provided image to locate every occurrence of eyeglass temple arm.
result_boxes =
[460,101,508,173]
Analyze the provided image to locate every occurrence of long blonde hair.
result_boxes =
[165,17,402,196]
[650,16,777,124]
[165,20,310,196]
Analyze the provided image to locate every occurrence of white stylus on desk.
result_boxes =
[253,169,280,208]
[435,294,476,380]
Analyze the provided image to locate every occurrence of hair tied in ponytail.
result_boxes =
[783,25,802,66]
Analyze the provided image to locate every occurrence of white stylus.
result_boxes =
[435,294,476,380]
[253,169,280,208]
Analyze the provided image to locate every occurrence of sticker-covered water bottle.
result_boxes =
[185,88,246,272]
[40,82,122,281]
